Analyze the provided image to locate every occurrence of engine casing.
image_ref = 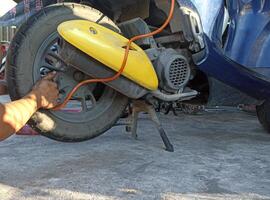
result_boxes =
[154,49,191,93]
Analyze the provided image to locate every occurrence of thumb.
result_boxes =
[43,71,57,81]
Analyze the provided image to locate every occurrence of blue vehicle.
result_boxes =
[1,0,270,143]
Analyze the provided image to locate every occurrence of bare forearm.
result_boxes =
[0,92,39,141]
[0,72,58,141]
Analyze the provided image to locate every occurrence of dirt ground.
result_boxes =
[0,96,270,200]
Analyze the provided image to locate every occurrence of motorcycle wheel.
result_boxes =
[257,101,270,134]
[6,3,128,142]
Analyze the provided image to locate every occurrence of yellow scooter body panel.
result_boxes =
[57,20,158,91]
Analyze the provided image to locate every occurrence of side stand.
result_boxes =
[125,100,174,152]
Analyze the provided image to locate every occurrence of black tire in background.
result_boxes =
[6,3,128,142]
[257,101,270,134]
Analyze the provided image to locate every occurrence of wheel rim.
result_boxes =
[33,32,117,123]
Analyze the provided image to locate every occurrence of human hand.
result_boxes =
[30,72,59,109]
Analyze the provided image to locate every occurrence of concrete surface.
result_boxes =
[1,108,270,199]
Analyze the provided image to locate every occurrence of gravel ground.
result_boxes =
[0,100,270,200]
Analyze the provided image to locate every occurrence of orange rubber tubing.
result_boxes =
[52,0,176,110]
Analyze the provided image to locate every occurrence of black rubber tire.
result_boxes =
[6,3,128,142]
[257,101,270,134]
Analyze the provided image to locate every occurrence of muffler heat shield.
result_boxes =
[57,20,158,91]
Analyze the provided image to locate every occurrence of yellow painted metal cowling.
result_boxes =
[57,20,158,91]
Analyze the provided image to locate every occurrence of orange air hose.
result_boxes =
[52,0,176,110]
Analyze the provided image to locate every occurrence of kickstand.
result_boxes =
[125,100,174,152]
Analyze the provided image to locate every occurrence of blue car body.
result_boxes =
[187,0,270,101]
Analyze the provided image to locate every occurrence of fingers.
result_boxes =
[43,71,57,81]
[32,71,60,109]
[47,101,59,109]
[43,73,59,90]
[42,92,60,110]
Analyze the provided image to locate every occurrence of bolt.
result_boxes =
[73,71,85,82]
[89,27,97,35]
